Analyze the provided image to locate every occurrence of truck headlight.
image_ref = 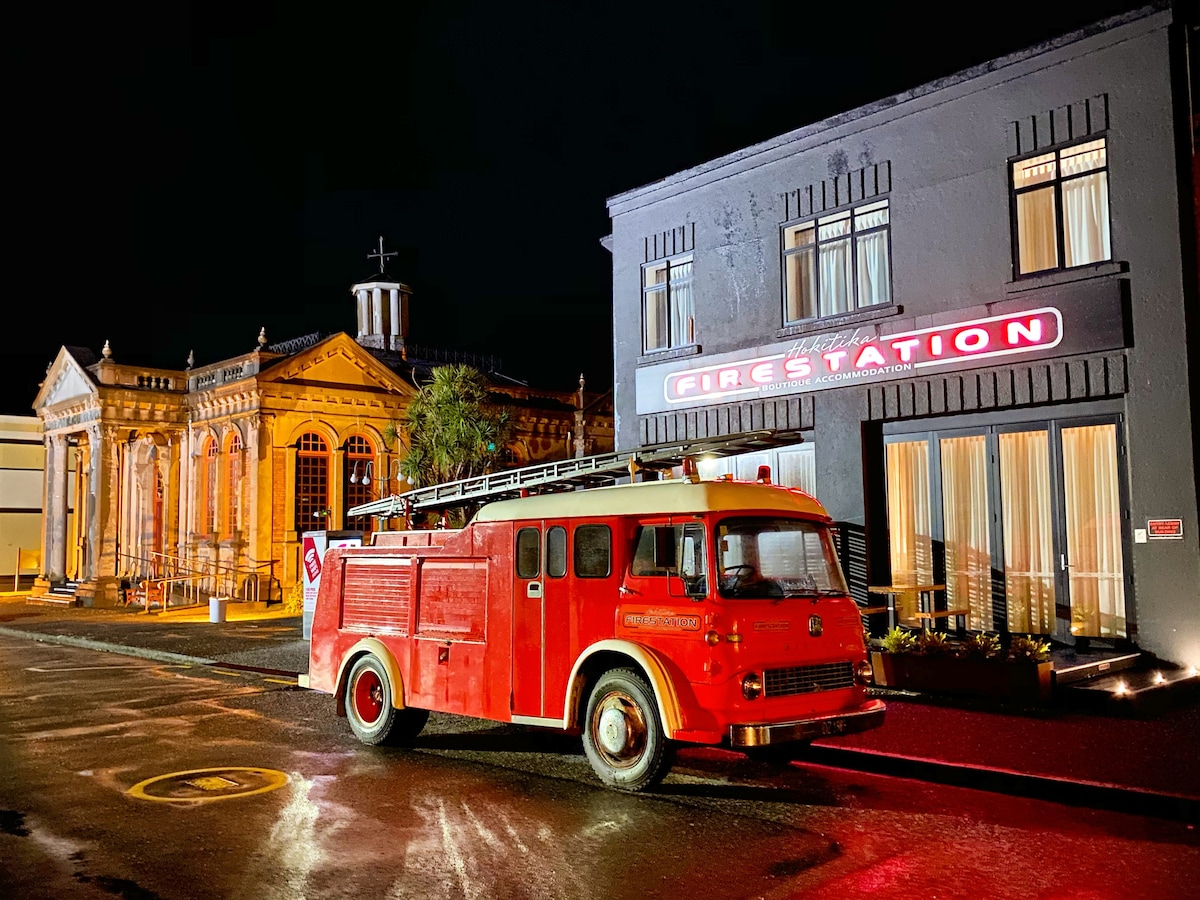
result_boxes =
[854,660,875,685]
[742,672,763,700]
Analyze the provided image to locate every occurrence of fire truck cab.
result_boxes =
[304,459,884,791]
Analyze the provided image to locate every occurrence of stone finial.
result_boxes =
[258,327,268,348]
[186,349,195,370]
[102,339,112,359]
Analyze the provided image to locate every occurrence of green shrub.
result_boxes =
[915,630,954,656]
[880,626,917,654]
[960,632,1002,659]
[1008,634,1052,662]
[283,581,304,615]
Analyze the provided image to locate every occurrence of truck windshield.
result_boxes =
[715,517,848,599]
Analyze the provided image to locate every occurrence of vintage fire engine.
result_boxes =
[302,437,884,791]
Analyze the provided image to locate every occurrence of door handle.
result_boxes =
[1060,554,1071,571]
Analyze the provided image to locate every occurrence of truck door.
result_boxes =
[511,522,569,720]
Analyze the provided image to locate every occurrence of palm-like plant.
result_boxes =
[396,365,514,523]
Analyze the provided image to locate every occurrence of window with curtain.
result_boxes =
[1062,424,1125,638]
[643,255,694,352]
[695,442,815,495]
[295,433,330,528]
[783,198,890,323]
[885,439,933,626]
[940,435,992,631]
[998,430,1055,634]
[224,432,242,538]
[1011,137,1110,276]
[344,434,375,541]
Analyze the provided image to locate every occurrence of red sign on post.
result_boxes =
[1146,518,1184,540]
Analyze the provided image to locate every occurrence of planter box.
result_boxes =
[871,652,1052,703]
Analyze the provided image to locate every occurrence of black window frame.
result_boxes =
[780,197,892,325]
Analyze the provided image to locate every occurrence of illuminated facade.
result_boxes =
[605,3,1199,666]
[30,274,613,607]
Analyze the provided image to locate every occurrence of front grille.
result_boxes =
[764,662,854,696]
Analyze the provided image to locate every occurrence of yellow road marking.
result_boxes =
[210,669,242,677]
[127,767,289,804]
[263,677,297,685]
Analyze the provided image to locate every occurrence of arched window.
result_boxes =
[202,437,218,534]
[344,435,375,541]
[295,433,330,528]
[225,431,243,538]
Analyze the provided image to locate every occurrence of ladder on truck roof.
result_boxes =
[347,430,805,519]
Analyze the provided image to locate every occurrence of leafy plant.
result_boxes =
[1008,634,1052,662]
[880,626,917,654]
[396,364,515,525]
[915,630,954,656]
[959,631,1002,659]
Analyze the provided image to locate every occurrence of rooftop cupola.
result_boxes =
[352,235,412,357]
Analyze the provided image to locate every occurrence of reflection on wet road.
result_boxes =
[1,636,1196,900]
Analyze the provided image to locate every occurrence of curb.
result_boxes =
[801,744,1200,825]
[0,625,216,668]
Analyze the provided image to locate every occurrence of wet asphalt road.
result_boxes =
[1,635,1197,900]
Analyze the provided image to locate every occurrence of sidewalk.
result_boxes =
[2,593,1196,821]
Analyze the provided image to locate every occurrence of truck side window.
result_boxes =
[516,527,540,578]
[574,524,611,578]
[547,526,567,578]
[631,526,666,576]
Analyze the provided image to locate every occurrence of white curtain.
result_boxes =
[1063,424,1125,638]
[1062,172,1111,267]
[819,216,852,316]
[856,230,890,308]
[778,444,816,495]
[999,431,1055,634]
[940,436,991,631]
[886,440,932,625]
[668,260,694,347]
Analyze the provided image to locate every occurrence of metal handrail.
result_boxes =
[118,550,281,611]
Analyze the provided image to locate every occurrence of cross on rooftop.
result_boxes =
[367,236,398,275]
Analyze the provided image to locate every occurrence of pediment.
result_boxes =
[33,347,99,411]
[261,333,414,395]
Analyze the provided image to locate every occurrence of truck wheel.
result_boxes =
[583,667,673,791]
[345,654,428,745]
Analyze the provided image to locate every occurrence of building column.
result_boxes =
[389,288,401,349]
[372,287,383,336]
[356,289,369,339]
[76,423,122,606]
[330,446,346,530]
[41,433,69,582]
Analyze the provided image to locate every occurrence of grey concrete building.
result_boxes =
[604,2,1199,668]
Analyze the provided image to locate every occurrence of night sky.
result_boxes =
[4,0,1151,416]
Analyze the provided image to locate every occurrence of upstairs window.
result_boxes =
[1011,137,1110,276]
[224,432,242,538]
[202,436,218,534]
[783,199,890,323]
[643,255,694,352]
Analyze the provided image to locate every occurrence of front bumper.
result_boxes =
[728,698,886,747]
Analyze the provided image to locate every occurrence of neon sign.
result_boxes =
[664,307,1062,404]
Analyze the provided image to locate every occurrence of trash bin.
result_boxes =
[209,596,228,623]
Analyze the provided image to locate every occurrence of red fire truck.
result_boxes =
[302,444,884,791]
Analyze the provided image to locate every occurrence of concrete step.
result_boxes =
[1051,650,1141,686]
[1057,663,1200,717]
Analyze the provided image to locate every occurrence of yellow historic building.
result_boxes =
[30,270,612,607]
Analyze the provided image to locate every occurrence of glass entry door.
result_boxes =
[885,418,1127,642]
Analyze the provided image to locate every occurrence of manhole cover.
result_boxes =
[127,767,288,803]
